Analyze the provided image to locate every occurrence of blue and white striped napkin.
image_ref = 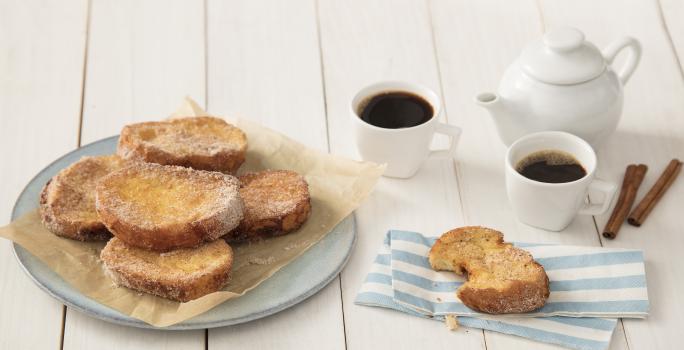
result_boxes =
[356,230,650,350]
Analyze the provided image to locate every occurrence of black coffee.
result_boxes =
[359,91,433,129]
[516,150,587,183]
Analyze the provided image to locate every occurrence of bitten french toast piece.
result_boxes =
[227,170,311,242]
[95,162,244,251]
[101,237,233,302]
[429,227,549,314]
[117,116,247,174]
[40,155,126,241]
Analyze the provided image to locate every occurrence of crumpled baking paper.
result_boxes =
[0,97,384,327]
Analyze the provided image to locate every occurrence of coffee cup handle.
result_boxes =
[430,123,462,159]
[578,179,618,215]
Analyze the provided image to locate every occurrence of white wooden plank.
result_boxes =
[538,1,684,349]
[63,0,206,348]
[206,0,328,152]
[318,0,485,348]
[210,282,344,349]
[80,0,207,142]
[206,1,345,348]
[429,0,628,348]
[0,0,88,348]
[63,318,203,350]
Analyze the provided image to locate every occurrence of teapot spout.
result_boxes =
[475,92,504,115]
[474,92,516,145]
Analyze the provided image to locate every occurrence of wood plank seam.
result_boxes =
[314,0,348,348]
[654,0,684,82]
[426,0,451,124]
[203,0,209,110]
[76,0,92,149]
[424,0,470,238]
[59,306,67,350]
[533,0,547,33]
[314,0,333,155]
[425,1,487,347]
[424,0,489,347]
[66,0,93,347]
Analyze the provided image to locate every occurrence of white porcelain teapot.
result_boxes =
[476,27,641,146]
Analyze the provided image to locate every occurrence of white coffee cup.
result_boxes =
[350,81,461,178]
[505,131,617,231]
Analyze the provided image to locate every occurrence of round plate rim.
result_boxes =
[10,136,356,330]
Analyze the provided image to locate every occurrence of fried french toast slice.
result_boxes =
[117,116,247,174]
[429,227,549,314]
[101,237,233,302]
[95,162,244,251]
[227,170,311,242]
[40,155,126,241]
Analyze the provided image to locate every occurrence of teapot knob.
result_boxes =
[543,27,585,52]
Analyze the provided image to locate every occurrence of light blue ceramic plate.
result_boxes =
[11,136,356,330]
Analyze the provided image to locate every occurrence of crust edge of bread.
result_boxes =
[116,117,247,174]
[428,226,550,314]
[101,238,234,302]
[457,264,550,314]
[40,179,112,241]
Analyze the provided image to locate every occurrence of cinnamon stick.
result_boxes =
[627,159,682,227]
[603,164,648,239]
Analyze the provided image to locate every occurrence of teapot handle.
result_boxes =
[602,37,642,86]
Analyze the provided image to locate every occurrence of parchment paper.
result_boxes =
[0,97,384,327]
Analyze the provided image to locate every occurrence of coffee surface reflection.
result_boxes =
[516,150,587,183]
[359,91,433,129]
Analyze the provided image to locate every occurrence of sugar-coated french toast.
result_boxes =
[95,162,244,251]
[226,170,311,242]
[101,237,233,302]
[429,227,549,314]
[40,155,126,241]
[117,116,247,174]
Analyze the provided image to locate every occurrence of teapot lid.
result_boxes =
[519,27,606,85]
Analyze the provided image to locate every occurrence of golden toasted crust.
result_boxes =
[429,227,549,314]
[226,170,311,242]
[95,162,244,251]
[39,155,126,241]
[117,116,247,174]
[101,237,233,302]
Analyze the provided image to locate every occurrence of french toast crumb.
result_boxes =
[247,256,276,265]
[445,315,459,330]
[283,240,309,251]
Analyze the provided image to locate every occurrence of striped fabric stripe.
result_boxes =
[355,230,650,350]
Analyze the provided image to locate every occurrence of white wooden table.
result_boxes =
[1,0,682,349]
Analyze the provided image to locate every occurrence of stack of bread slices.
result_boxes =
[39,117,311,302]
